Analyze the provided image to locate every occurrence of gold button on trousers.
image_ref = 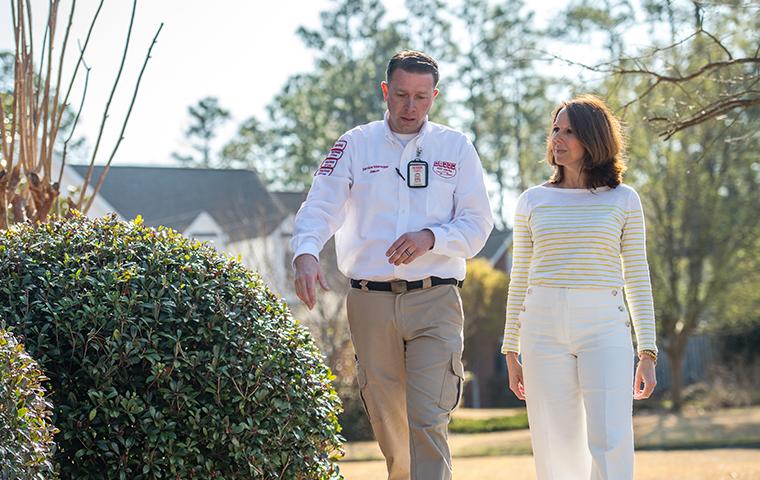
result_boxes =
[347,284,465,480]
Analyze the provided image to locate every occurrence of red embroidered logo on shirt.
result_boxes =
[433,161,457,178]
[315,139,347,176]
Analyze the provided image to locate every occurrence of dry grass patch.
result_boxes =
[339,449,760,480]
[453,407,526,420]
[635,406,760,449]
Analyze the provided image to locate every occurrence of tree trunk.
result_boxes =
[0,178,7,229]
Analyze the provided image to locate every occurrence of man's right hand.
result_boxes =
[294,254,330,310]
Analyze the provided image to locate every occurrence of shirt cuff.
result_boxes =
[427,226,446,255]
[636,344,658,355]
[292,243,320,270]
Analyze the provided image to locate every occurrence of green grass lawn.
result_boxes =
[449,410,529,434]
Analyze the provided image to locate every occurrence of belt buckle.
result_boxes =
[390,280,407,294]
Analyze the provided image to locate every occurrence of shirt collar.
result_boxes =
[383,110,431,145]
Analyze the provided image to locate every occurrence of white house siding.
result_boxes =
[184,211,227,247]
[226,216,296,305]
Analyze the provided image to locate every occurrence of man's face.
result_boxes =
[381,69,438,134]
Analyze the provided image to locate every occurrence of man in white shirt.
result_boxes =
[291,50,493,480]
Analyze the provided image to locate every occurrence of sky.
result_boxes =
[0,1,339,166]
[0,0,593,170]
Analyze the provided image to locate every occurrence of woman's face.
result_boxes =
[551,108,585,169]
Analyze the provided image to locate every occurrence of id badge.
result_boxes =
[407,160,428,188]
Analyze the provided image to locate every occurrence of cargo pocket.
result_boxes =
[438,352,465,411]
[356,364,372,423]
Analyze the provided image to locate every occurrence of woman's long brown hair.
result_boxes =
[546,94,627,189]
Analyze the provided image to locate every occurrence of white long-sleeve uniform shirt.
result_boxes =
[291,112,494,281]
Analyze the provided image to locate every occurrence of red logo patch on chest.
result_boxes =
[433,161,457,179]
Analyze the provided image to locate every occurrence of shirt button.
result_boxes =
[618,306,625,311]
[527,288,532,294]
[521,306,526,312]
[612,290,618,296]
[625,320,632,327]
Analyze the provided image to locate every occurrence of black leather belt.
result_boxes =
[350,276,463,293]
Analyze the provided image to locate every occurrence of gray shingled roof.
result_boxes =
[70,165,287,242]
[271,191,307,214]
[478,227,512,262]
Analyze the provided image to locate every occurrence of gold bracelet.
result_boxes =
[638,349,657,364]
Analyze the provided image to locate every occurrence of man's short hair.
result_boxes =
[386,50,439,87]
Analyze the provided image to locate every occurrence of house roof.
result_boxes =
[479,227,513,263]
[70,165,287,242]
[271,191,307,214]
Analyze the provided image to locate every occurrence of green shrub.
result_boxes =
[0,328,57,479]
[0,214,342,479]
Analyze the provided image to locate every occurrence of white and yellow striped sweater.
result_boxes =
[501,184,657,354]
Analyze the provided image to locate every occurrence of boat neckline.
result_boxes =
[538,184,612,193]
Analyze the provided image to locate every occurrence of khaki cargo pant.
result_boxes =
[346,284,465,480]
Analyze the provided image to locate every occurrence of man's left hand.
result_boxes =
[386,229,435,266]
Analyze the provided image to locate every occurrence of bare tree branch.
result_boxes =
[37,0,57,177]
[539,26,759,138]
[33,16,48,109]
[2,0,158,227]
[0,92,10,164]
[85,22,164,214]
[652,96,760,139]
[611,57,759,84]
[58,56,90,188]
[700,28,733,60]
[55,0,104,141]
[45,0,76,179]
[77,0,138,209]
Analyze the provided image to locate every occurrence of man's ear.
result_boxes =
[381,81,389,101]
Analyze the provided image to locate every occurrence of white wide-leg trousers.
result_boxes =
[520,286,635,480]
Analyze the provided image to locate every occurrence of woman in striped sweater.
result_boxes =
[502,95,657,480]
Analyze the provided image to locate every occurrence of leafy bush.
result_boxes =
[0,328,57,479]
[0,214,342,479]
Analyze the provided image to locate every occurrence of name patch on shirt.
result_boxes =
[315,139,347,176]
[433,160,457,179]
[362,164,389,174]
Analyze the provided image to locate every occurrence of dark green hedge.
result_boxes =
[0,214,342,479]
[0,328,57,479]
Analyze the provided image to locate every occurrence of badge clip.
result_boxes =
[407,146,428,188]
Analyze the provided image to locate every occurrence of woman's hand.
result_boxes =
[633,356,657,400]
[505,352,526,400]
